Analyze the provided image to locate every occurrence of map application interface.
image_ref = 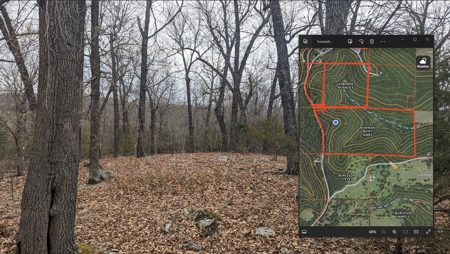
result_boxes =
[298,35,434,237]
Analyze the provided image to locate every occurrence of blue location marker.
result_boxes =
[333,120,339,126]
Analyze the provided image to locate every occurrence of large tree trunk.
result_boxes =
[323,0,353,35]
[186,77,194,153]
[137,0,151,158]
[270,0,299,175]
[88,0,102,184]
[15,0,85,252]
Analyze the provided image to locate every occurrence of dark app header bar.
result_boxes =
[299,35,433,48]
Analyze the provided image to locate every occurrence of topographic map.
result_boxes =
[299,47,433,227]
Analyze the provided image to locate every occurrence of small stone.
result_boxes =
[215,156,228,162]
[163,221,172,233]
[280,247,290,254]
[199,219,215,228]
[256,227,275,236]
[260,157,270,162]
[183,242,204,252]
[183,208,190,216]
[100,169,114,180]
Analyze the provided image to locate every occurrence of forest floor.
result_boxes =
[1,153,449,253]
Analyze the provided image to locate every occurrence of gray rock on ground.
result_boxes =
[212,156,228,162]
[183,242,204,252]
[280,247,290,254]
[256,227,276,236]
[163,221,172,233]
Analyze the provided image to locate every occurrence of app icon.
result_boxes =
[416,56,430,70]
[348,39,353,44]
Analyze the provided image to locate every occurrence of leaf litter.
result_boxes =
[0,153,448,253]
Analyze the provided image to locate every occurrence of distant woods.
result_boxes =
[0,0,449,176]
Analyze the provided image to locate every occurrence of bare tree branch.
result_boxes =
[376,0,402,35]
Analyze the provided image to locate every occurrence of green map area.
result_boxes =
[299,47,433,227]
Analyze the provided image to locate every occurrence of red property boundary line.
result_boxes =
[302,56,416,157]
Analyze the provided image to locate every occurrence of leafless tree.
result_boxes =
[137,0,182,157]
[168,10,202,153]
[196,0,271,152]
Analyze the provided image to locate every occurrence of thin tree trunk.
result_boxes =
[109,34,120,158]
[230,85,240,152]
[270,0,299,175]
[150,108,156,155]
[203,84,214,152]
[214,78,229,152]
[15,0,85,252]
[263,68,279,154]
[88,0,102,184]
[137,0,151,158]
[15,95,26,176]
[119,77,130,132]
[186,77,194,153]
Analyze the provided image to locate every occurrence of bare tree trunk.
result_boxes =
[263,68,279,154]
[229,86,240,152]
[270,0,299,175]
[150,108,156,155]
[137,0,151,158]
[186,77,194,153]
[88,0,102,184]
[214,78,229,152]
[323,0,353,35]
[203,83,214,152]
[15,0,85,252]
[119,76,130,132]
[15,95,26,176]
[109,34,120,158]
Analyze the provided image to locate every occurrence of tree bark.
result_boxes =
[110,35,120,158]
[15,95,26,176]
[88,0,102,184]
[270,0,299,175]
[214,77,229,152]
[15,0,85,252]
[203,82,214,152]
[186,76,194,153]
[263,67,279,154]
[150,108,156,155]
[137,0,152,158]
[323,0,353,35]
